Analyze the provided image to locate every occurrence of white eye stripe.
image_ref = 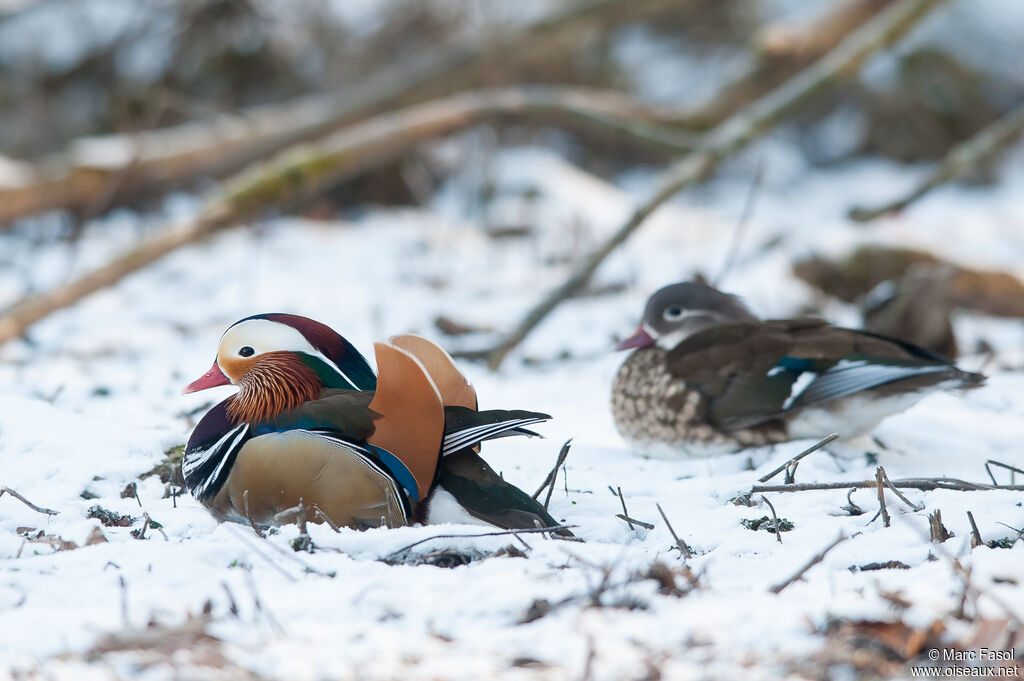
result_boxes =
[219,319,362,389]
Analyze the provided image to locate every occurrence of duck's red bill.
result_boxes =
[183,361,230,394]
[616,327,655,351]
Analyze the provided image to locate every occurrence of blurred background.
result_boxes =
[1,0,1023,375]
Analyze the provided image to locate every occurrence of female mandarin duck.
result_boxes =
[612,282,985,458]
[183,313,570,534]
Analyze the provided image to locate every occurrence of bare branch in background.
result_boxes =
[0,89,690,345]
[848,100,1024,221]
[668,0,898,128]
[474,0,949,369]
[0,0,697,226]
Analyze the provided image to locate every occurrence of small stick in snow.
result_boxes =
[142,512,168,541]
[760,495,784,544]
[769,534,846,594]
[382,525,579,561]
[533,439,572,500]
[966,511,983,548]
[757,434,839,483]
[879,469,924,511]
[752,478,1021,493]
[0,487,58,516]
[242,490,265,538]
[311,504,341,533]
[842,488,863,516]
[273,497,310,534]
[874,467,891,528]
[928,509,951,543]
[616,487,635,531]
[985,459,1024,487]
[615,514,656,530]
[655,503,693,559]
[132,514,151,541]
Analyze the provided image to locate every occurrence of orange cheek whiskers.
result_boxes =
[225,353,321,424]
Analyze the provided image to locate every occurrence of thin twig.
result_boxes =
[769,534,846,593]
[615,514,656,530]
[849,100,1024,222]
[383,525,578,560]
[243,490,265,538]
[616,486,634,531]
[966,511,983,548]
[985,459,1024,487]
[655,503,693,559]
[471,0,948,369]
[533,439,572,502]
[311,504,341,533]
[0,487,59,516]
[760,495,784,544]
[757,434,840,483]
[879,469,924,511]
[874,467,891,528]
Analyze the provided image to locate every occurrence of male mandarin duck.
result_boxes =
[182,313,571,534]
[612,282,985,458]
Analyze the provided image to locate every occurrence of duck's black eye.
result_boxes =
[663,306,685,321]
[239,346,255,357]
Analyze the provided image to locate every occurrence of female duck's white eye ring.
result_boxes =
[663,306,686,321]
[239,346,255,358]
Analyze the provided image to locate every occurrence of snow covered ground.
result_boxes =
[1,131,1023,680]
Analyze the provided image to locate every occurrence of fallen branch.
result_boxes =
[769,534,846,593]
[0,0,698,225]
[616,514,656,531]
[671,0,898,128]
[472,0,949,368]
[849,99,1024,222]
[0,486,59,516]
[757,433,839,483]
[752,478,1021,493]
[0,88,689,344]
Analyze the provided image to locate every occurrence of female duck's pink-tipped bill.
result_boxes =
[183,361,231,394]
[616,327,655,351]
